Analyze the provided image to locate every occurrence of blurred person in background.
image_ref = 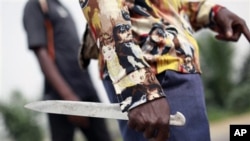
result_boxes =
[78,0,250,141]
[22,0,113,141]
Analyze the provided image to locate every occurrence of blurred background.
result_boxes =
[0,0,250,141]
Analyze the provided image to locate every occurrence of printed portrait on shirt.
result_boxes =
[80,0,165,112]
[100,32,126,82]
[140,20,197,73]
[113,23,149,73]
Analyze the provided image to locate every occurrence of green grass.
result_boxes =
[207,107,250,122]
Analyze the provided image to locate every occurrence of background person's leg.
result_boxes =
[80,117,113,141]
[48,114,74,141]
[79,95,113,141]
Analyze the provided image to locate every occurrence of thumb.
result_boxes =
[215,29,233,41]
[225,30,233,38]
[222,22,233,38]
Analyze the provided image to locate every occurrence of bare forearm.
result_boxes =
[34,48,79,100]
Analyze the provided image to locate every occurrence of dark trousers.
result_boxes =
[47,95,113,141]
[103,70,211,141]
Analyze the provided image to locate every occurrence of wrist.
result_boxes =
[114,68,166,112]
[210,5,225,23]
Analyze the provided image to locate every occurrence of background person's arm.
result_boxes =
[33,47,79,101]
[33,47,89,128]
[23,0,89,127]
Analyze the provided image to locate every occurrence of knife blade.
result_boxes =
[25,100,186,126]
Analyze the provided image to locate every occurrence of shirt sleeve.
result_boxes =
[78,0,165,112]
[183,0,216,30]
[23,0,47,49]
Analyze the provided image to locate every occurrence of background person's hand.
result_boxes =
[65,96,90,128]
[67,115,90,128]
[128,97,170,141]
[212,7,250,42]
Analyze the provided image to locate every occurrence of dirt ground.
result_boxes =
[210,112,250,141]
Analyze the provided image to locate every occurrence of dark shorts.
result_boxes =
[103,70,211,141]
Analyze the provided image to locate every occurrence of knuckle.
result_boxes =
[238,19,246,27]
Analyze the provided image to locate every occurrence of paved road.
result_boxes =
[210,112,250,141]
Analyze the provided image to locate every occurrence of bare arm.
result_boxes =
[33,47,79,101]
[33,47,90,127]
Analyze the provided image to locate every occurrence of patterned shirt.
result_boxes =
[79,0,216,112]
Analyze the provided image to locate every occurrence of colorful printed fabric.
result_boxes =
[78,0,215,112]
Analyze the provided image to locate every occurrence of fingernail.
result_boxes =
[226,31,233,37]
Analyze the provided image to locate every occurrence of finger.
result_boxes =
[229,21,250,42]
[215,32,240,42]
[144,125,155,139]
[214,28,226,40]
[214,24,233,41]
[222,22,233,38]
[241,24,250,43]
[135,119,147,132]
[231,30,241,41]
[228,22,244,41]
[136,125,146,132]
[215,34,228,41]
[225,30,233,38]
[133,116,147,132]
[128,119,137,130]
[231,19,250,42]
[154,126,169,141]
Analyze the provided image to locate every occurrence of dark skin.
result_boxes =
[212,8,250,42]
[128,97,170,141]
[127,6,250,141]
[33,47,90,128]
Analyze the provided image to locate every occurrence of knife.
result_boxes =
[25,100,186,126]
